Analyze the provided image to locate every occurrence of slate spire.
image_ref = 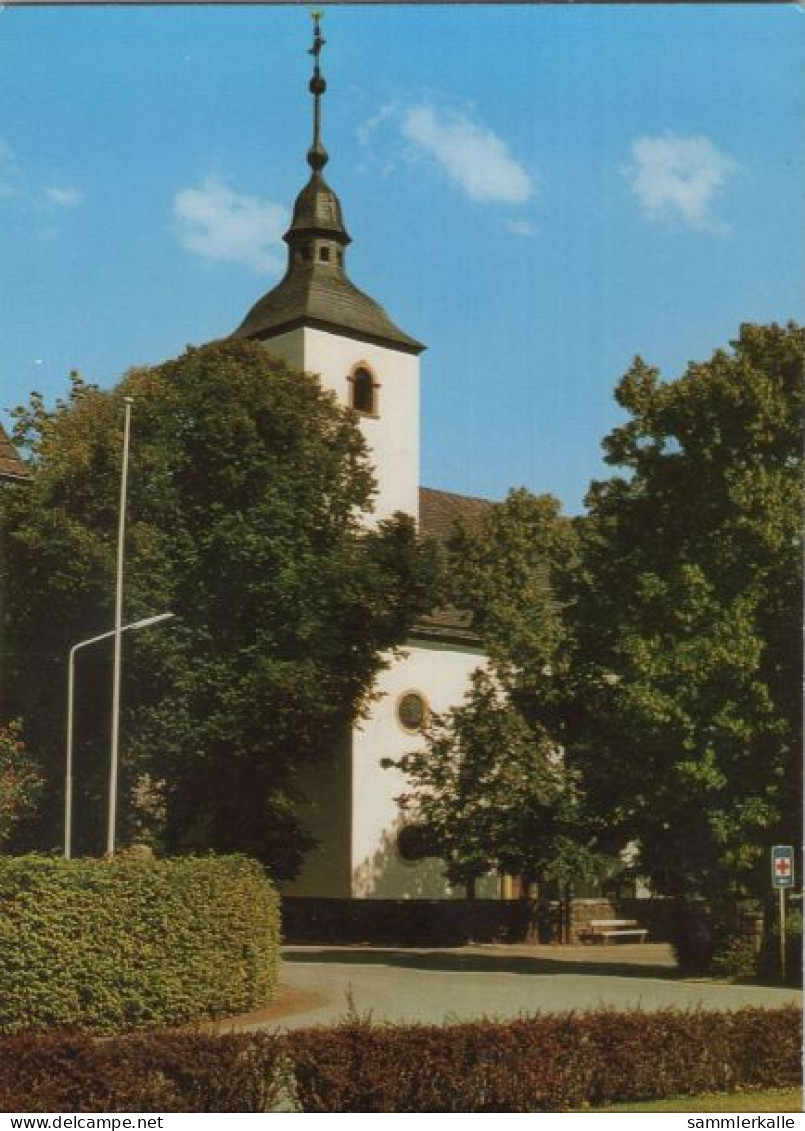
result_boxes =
[284,11,351,255]
[233,15,423,354]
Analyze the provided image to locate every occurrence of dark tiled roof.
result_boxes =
[234,264,424,355]
[0,424,30,482]
[287,174,350,244]
[419,486,493,543]
[414,486,495,644]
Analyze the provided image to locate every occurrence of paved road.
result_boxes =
[248,944,802,1031]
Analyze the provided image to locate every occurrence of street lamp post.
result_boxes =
[64,612,174,860]
[108,396,134,857]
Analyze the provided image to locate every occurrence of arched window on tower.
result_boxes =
[349,365,378,416]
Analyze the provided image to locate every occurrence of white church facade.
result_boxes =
[232,20,496,900]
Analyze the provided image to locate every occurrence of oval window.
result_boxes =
[398,691,428,733]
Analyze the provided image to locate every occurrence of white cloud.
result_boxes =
[44,186,84,208]
[399,104,533,205]
[623,134,739,234]
[173,176,288,273]
[357,102,398,149]
[506,218,537,238]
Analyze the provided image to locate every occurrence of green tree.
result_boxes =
[393,669,595,894]
[393,489,608,894]
[570,322,803,898]
[1,340,437,876]
[442,488,578,727]
[0,720,43,848]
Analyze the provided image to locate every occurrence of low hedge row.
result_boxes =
[285,1008,803,1112]
[0,1030,287,1114]
[0,1007,800,1113]
[0,855,280,1034]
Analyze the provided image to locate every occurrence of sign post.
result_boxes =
[771,845,794,983]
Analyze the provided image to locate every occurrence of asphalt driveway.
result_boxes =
[238,943,802,1031]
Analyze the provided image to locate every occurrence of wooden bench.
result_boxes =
[579,918,649,944]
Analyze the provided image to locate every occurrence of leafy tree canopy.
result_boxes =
[570,321,803,898]
[394,489,608,891]
[393,324,802,904]
[1,340,438,876]
[393,669,602,891]
[443,488,578,716]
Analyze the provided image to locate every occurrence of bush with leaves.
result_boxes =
[758,906,803,987]
[0,854,280,1034]
[3,1006,799,1113]
[0,720,42,847]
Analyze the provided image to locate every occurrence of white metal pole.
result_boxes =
[107,396,133,857]
[65,645,77,859]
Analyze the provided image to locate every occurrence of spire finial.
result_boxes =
[307,10,328,173]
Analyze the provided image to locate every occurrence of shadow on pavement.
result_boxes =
[282,946,680,982]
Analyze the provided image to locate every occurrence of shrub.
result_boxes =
[670,903,715,973]
[0,1007,799,1113]
[284,1007,802,1113]
[758,907,803,987]
[0,720,42,846]
[0,854,280,1034]
[0,1029,293,1113]
[709,931,759,981]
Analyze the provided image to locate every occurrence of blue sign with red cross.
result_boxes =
[771,845,795,889]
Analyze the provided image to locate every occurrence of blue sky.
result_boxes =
[1,4,802,514]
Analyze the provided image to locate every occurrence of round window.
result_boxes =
[398,691,428,732]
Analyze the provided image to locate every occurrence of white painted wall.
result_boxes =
[280,637,489,900]
[260,325,498,901]
[262,327,420,524]
[350,637,489,899]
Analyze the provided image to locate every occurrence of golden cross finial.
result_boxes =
[309,11,325,61]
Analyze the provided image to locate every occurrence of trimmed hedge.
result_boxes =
[0,1029,292,1114]
[0,854,280,1034]
[285,1008,803,1112]
[0,1007,800,1113]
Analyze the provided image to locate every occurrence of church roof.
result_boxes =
[233,14,423,356]
[0,423,30,483]
[418,486,493,543]
[415,486,494,644]
[234,256,424,354]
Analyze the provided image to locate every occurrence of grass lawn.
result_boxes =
[581,1089,802,1113]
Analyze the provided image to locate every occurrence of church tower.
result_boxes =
[231,19,491,904]
[233,15,424,524]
